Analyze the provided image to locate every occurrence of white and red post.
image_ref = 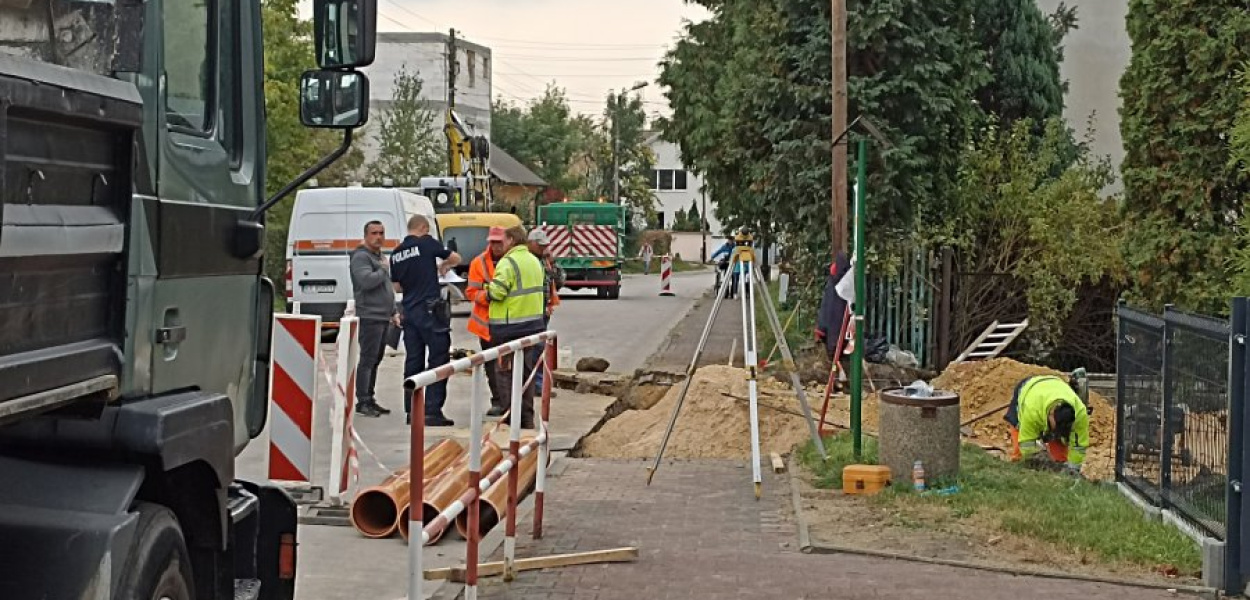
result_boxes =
[328,316,361,505]
[267,314,321,485]
[659,254,675,296]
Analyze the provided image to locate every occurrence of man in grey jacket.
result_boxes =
[350,220,400,417]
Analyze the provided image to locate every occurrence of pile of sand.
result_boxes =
[936,358,1115,480]
[849,358,1115,480]
[579,365,815,459]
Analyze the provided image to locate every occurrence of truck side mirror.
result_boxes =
[300,70,369,129]
[313,0,377,69]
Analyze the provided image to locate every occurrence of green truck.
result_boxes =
[0,1,376,598]
[536,201,627,299]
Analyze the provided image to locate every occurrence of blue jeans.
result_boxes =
[534,317,551,394]
[403,307,451,417]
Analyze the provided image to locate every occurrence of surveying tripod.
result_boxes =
[647,232,828,498]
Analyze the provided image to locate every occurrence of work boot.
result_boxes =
[373,402,392,415]
[355,403,382,418]
[486,405,507,417]
[425,414,456,427]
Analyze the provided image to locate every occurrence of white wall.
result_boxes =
[1036,0,1131,191]
[357,32,493,170]
[646,136,723,235]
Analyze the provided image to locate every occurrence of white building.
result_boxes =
[644,131,722,235]
[358,32,493,167]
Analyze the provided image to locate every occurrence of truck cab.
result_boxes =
[0,1,376,598]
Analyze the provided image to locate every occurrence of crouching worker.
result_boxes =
[1004,375,1091,478]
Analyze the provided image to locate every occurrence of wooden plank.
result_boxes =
[771,453,786,474]
[425,547,640,582]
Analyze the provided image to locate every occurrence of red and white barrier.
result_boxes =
[268,314,322,484]
[328,315,362,504]
[659,254,675,297]
[403,331,558,600]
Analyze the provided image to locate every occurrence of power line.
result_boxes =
[464,34,662,49]
[380,0,442,29]
[496,72,657,79]
[493,54,662,62]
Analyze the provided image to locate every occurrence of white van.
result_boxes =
[284,187,439,330]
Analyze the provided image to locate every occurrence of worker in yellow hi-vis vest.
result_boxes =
[1004,375,1091,478]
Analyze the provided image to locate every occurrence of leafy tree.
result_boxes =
[1231,69,1250,293]
[491,86,596,194]
[660,0,988,286]
[1119,0,1250,313]
[589,91,656,220]
[366,64,441,186]
[972,0,1065,126]
[953,118,1121,352]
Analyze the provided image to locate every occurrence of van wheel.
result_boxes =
[116,503,195,600]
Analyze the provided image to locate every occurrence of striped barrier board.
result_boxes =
[536,225,571,258]
[268,313,322,484]
[570,225,616,257]
[659,255,675,296]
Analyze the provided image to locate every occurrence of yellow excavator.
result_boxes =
[414,109,493,212]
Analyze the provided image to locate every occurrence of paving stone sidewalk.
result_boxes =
[461,459,1186,600]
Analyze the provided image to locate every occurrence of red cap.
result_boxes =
[487,226,506,241]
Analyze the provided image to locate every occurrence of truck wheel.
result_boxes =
[117,502,195,600]
[607,285,621,300]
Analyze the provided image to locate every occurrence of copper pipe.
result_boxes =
[351,439,464,538]
[455,443,538,539]
[399,440,502,544]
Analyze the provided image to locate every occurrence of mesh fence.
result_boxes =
[1116,305,1231,539]
[1116,308,1166,504]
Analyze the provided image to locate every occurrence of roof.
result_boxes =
[489,143,547,187]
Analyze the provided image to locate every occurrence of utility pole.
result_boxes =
[700,187,708,263]
[446,28,458,177]
[831,0,848,254]
[612,93,620,204]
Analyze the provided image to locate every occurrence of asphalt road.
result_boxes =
[235,269,712,599]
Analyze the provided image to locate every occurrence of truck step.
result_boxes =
[234,579,261,600]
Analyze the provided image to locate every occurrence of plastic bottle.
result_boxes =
[912,460,926,492]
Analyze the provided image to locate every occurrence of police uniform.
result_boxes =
[391,233,454,424]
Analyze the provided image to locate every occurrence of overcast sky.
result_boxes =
[309,0,711,117]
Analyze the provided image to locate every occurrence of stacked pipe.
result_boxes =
[400,440,504,543]
[349,439,466,539]
[455,438,539,539]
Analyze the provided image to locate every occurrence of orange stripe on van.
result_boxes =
[293,239,400,254]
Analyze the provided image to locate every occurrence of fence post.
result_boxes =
[1161,304,1176,508]
[1227,298,1248,593]
[1125,300,1135,482]
[936,247,953,371]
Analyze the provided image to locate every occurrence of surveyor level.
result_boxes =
[646,233,828,498]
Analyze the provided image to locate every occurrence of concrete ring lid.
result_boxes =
[879,388,959,408]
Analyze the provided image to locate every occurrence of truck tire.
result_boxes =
[607,285,621,300]
[116,502,195,600]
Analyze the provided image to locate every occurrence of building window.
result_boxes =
[483,56,490,80]
[649,169,689,192]
[467,50,476,88]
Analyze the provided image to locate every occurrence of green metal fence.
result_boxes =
[864,246,939,368]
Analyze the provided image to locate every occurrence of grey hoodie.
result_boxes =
[349,245,397,322]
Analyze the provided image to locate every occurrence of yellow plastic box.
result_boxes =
[843,465,891,495]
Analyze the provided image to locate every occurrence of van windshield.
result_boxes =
[0,1,128,77]
[442,226,489,262]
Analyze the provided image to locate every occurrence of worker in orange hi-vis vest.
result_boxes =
[466,226,508,415]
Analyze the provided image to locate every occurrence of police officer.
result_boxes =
[391,214,462,426]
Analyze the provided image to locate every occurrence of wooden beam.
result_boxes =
[425,547,640,583]
[831,0,849,253]
[771,453,787,474]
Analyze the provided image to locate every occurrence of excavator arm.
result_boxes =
[444,109,492,210]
